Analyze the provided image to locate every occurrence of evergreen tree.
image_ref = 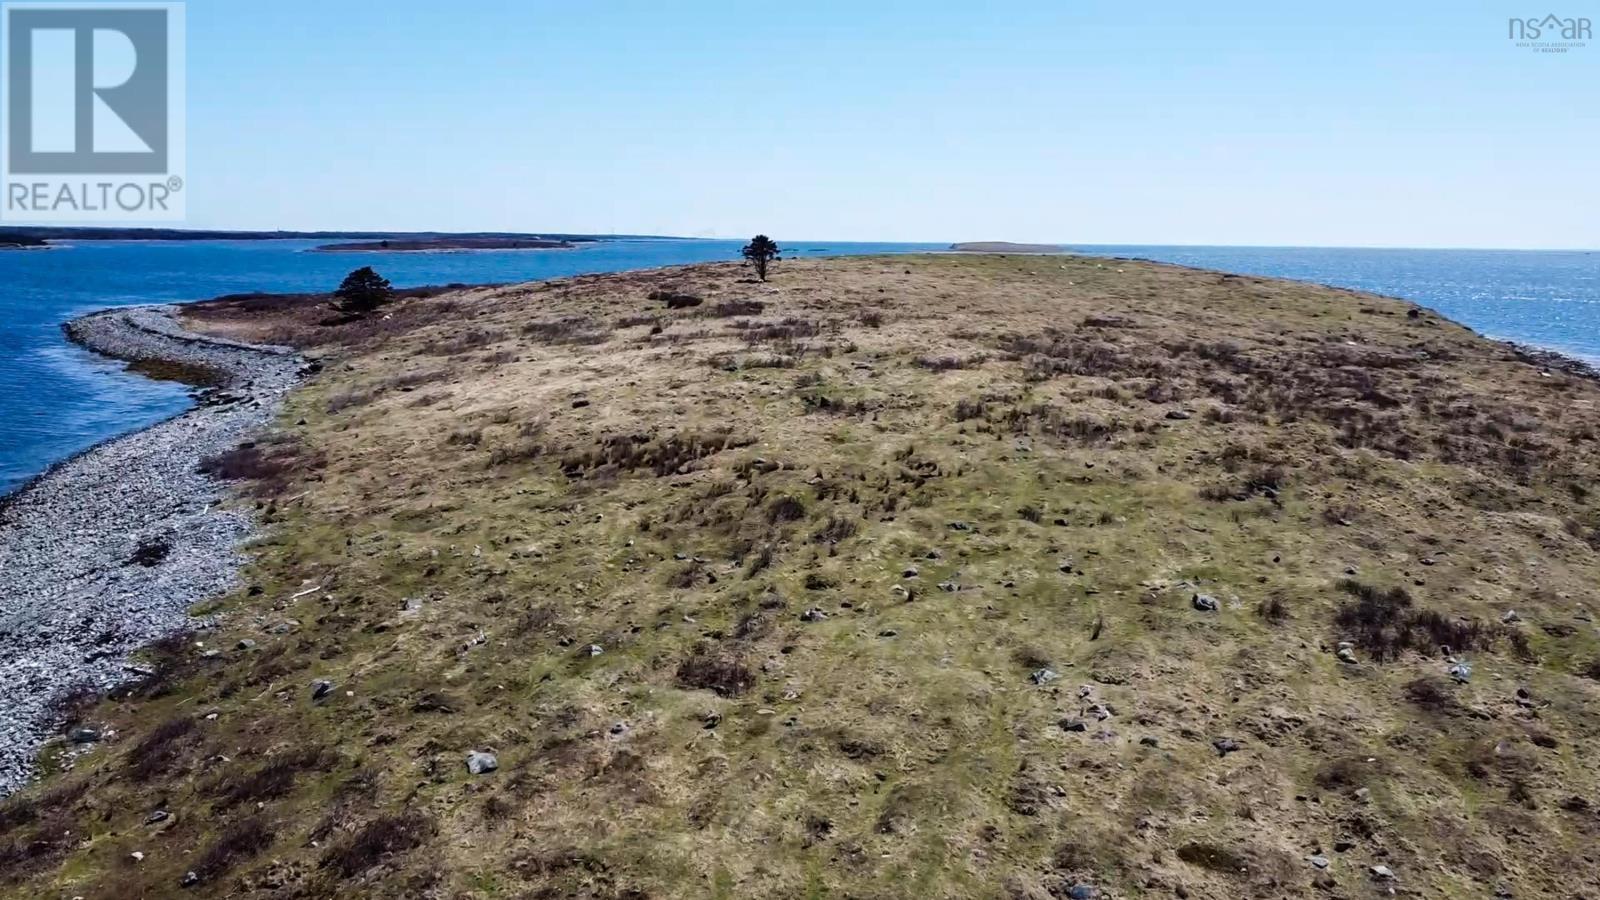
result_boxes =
[331,266,393,316]
[741,235,780,281]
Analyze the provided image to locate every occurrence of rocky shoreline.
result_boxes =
[0,306,306,796]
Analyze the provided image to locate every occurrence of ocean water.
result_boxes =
[1075,246,1600,364]
[1,241,1597,495]
[0,238,941,495]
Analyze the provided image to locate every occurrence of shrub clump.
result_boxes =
[320,812,435,879]
[675,646,756,697]
[1332,579,1501,661]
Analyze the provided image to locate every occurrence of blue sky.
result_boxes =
[184,1,1598,248]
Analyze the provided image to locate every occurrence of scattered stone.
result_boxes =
[1059,718,1088,732]
[878,629,898,638]
[608,721,628,735]
[1165,409,1193,421]
[570,398,590,408]
[310,679,334,702]
[466,751,498,775]
[1089,704,1113,721]
[181,871,199,887]
[1336,644,1358,664]
[1212,737,1242,756]
[800,608,829,622]
[1308,855,1329,869]
[131,851,145,862]
[1370,864,1395,880]
[902,566,919,578]
[937,581,959,593]
[1192,593,1219,612]
[1030,668,1060,685]
[145,810,170,825]
[702,712,721,729]
[1501,610,1520,624]
[585,644,604,656]
[1066,885,1099,900]
[1448,661,1472,683]
[1139,736,1160,748]
[1333,839,1357,853]
[236,639,257,651]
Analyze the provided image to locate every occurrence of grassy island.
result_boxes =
[8,254,1600,899]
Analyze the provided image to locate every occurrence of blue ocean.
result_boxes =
[1,240,1597,495]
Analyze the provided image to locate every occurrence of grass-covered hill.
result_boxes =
[7,254,1600,898]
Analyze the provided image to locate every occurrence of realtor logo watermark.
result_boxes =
[1508,13,1591,52]
[1,2,184,222]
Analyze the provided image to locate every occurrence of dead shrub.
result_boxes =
[199,438,324,497]
[1176,842,1249,874]
[708,299,765,318]
[811,516,857,544]
[561,431,750,478]
[211,746,339,807]
[1332,579,1503,661]
[732,317,821,342]
[915,354,987,372]
[193,816,274,883]
[125,715,197,779]
[419,327,508,356]
[675,646,756,697]
[320,812,435,879]
[767,495,807,523]
[522,316,611,345]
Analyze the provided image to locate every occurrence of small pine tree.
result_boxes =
[330,266,393,316]
[741,235,780,282]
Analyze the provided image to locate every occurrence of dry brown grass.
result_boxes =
[20,254,1600,900]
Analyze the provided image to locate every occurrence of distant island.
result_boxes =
[950,241,1064,253]
[0,235,47,249]
[313,237,577,252]
[0,227,673,246]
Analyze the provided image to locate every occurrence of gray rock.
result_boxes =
[1030,668,1060,685]
[68,726,102,744]
[1337,646,1358,664]
[1308,855,1329,869]
[466,751,498,775]
[1501,609,1521,624]
[1192,593,1219,612]
[1165,409,1193,420]
[902,566,919,578]
[0,305,304,797]
[145,810,170,825]
[1370,864,1395,880]
[800,608,829,622]
[236,639,257,651]
[1212,737,1242,756]
[1059,718,1088,732]
[310,679,335,702]
[1066,885,1099,900]
[1448,661,1472,683]
[181,871,199,887]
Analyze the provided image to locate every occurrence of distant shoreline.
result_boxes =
[949,241,1066,253]
[311,237,577,253]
